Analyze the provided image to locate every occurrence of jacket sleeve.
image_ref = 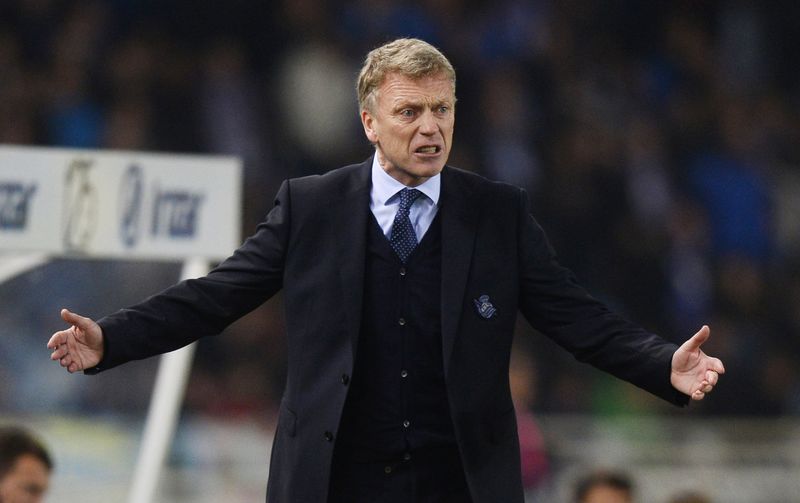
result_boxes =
[88,180,292,373]
[515,188,688,406]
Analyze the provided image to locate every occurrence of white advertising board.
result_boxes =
[0,145,242,260]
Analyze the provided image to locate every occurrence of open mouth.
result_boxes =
[415,146,441,154]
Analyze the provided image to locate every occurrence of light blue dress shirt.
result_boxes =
[369,154,441,241]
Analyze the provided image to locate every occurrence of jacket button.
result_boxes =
[398,318,406,326]
[341,373,350,385]
[324,431,334,442]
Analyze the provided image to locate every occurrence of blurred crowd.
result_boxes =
[2,0,800,423]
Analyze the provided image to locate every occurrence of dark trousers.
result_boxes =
[327,445,473,503]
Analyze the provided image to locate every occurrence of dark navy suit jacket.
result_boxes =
[94,157,687,502]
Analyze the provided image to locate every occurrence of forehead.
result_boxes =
[6,454,50,481]
[585,486,631,502]
[377,72,455,106]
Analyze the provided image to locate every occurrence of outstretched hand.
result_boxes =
[47,309,104,373]
[671,325,725,400]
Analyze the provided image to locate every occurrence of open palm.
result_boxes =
[47,309,104,373]
[671,325,725,400]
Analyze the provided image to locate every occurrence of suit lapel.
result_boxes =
[439,166,479,376]
[335,159,372,357]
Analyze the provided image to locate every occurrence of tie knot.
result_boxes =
[397,188,423,211]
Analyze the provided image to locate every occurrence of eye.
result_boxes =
[399,109,415,118]
[437,105,450,114]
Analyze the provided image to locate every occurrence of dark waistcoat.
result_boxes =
[334,211,456,462]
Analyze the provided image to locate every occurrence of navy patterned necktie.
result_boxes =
[390,188,423,263]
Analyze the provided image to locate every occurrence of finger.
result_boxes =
[47,330,68,350]
[50,345,69,360]
[710,357,725,374]
[59,354,72,368]
[61,308,93,330]
[692,390,705,400]
[61,355,83,373]
[706,370,719,386]
[683,325,710,352]
[701,382,713,393]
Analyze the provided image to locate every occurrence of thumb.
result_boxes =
[61,308,93,330]
[683,325,710,352]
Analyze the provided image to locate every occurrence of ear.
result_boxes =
[361,109,378,143]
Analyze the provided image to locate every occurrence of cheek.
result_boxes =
[441,117,455,134]
[387,128,412,147]
[443,126,455,145]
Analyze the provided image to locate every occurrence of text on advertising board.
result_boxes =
[0,182,37,230]
[118,164,206,248]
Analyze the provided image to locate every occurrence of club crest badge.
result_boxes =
[473,295,497,319]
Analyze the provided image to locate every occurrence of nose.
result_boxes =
[418,110,438,135]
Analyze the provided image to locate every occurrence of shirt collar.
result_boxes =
[370,154,441,206]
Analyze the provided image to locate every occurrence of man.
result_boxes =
[47,38,724,503]
[0,426,52,503]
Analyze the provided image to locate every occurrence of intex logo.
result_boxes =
[118,165,205,246]
[0,182,37,230]
[151,185,204,238]
[119,164,144,248]
[62,159,97,251]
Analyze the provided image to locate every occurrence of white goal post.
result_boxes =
[0,144,242,503]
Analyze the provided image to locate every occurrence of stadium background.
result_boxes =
[1,0,800,501]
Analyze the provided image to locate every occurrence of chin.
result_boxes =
[409,166,444,181]
[383,156,447,185]
[412,158,447,175]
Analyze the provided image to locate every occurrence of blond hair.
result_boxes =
[357,38,456,112]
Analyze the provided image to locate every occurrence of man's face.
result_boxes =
[361,72,455,187]
[0,454,50,503]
